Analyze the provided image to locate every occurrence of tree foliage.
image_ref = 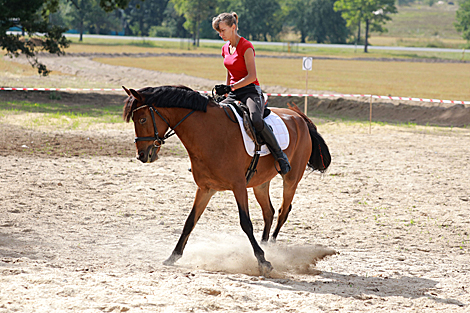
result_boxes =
[54,0,180,38]
[334,0,397,52]
[455,0,470,42]
[283,0,348,43]
[122,0,169,36]
[283,0,311,43]
[1,0,130,75]
[1,0,70,75]
[171,0,216,45]
[237,0,283,41]
[1,0,402,76]
[309,0,348,43]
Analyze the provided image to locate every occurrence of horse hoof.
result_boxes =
[259,261,273,277]
[162,253,181,266]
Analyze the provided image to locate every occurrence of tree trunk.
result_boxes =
[364,19,369,53]
[196,19,200,47]
[300,30,306,43]
[79,20,84,42]
[356,20,361,45]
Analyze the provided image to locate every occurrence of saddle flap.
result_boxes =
[243,110,259,145]
[224,104,289,157]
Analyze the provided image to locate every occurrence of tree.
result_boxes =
[160,1,189,38]
[122,0,169,36]
[67,0,129,40]
[283,0,313,43]
[334,0,363,46]
[455,0,470,43]
[68,0,94,41]
[215,0,283,41]
[237,0,283,41]
[309,0,348,43]
[283,0,347,43]
[1,0,70,75]
[1,0,131,75]
[334,0,397,52]
[171,0,216,46]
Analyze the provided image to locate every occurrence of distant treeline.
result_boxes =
[49,0,461,46]
[47,0,379,44]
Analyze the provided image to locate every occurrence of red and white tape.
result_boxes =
[263,93,470,105]
[0,87,119,92]
[1,87,469,105]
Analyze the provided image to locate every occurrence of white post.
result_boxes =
[305,70,308,115]
[369,95,373,134]
[302,57,313,116]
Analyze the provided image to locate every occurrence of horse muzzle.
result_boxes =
[137,145,159,163]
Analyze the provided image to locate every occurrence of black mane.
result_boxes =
[141,85,209,112]
[123,85,209,122]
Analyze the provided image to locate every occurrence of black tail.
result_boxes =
[287,103,331,172]
[307,125,331,172]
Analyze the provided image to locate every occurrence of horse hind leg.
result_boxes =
[253,181,275,242]
[163,187,216,266]
[272,178,298,242]
[272,204,292,241]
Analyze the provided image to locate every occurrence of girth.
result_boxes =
[221,100,271,185]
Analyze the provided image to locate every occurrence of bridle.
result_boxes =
[132,104,195,148]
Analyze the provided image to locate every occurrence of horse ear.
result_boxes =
[129,89,143,102]
[122,86,131,96]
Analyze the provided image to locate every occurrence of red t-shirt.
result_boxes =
[221,37,260,86]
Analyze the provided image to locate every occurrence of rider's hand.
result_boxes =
[214,84,232,95]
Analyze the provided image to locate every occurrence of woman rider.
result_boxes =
[212,12,291,175]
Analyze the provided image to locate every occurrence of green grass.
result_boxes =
[95,55,470,100]
[67,36,470,61]
[0,100,122,116]
[370,3,468,49]
[377,3,461,40]
[0,100,124,129]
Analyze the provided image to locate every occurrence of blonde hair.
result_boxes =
[212,12,238,32]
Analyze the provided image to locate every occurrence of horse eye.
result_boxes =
[139,118,147,124]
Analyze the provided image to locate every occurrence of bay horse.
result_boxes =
[122,85,331,275]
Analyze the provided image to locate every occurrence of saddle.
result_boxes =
[218,97,275,185]
[233,102,271,146]
[221,94,271,146]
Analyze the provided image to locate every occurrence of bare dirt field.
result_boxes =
[1,55,470,312]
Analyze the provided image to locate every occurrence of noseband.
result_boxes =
[132,105,195,147]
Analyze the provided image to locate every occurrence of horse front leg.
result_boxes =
[233,186,273,276]
[163,187,216,266]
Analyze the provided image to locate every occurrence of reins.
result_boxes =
[132,105,195,147]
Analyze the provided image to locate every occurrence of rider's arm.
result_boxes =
[226,70,231,86]
[231,48,257,91]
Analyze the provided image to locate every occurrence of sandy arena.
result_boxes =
[0,55,469,312]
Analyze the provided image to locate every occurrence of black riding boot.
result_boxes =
[259,121,291,175]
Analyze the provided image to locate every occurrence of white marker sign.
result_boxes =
[302,57,313,71]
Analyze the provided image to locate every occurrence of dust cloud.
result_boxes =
[178,231,337,276]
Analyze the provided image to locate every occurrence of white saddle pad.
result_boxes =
[225,104,289,157]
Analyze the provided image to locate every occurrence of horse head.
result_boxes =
[122,86,169,163]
